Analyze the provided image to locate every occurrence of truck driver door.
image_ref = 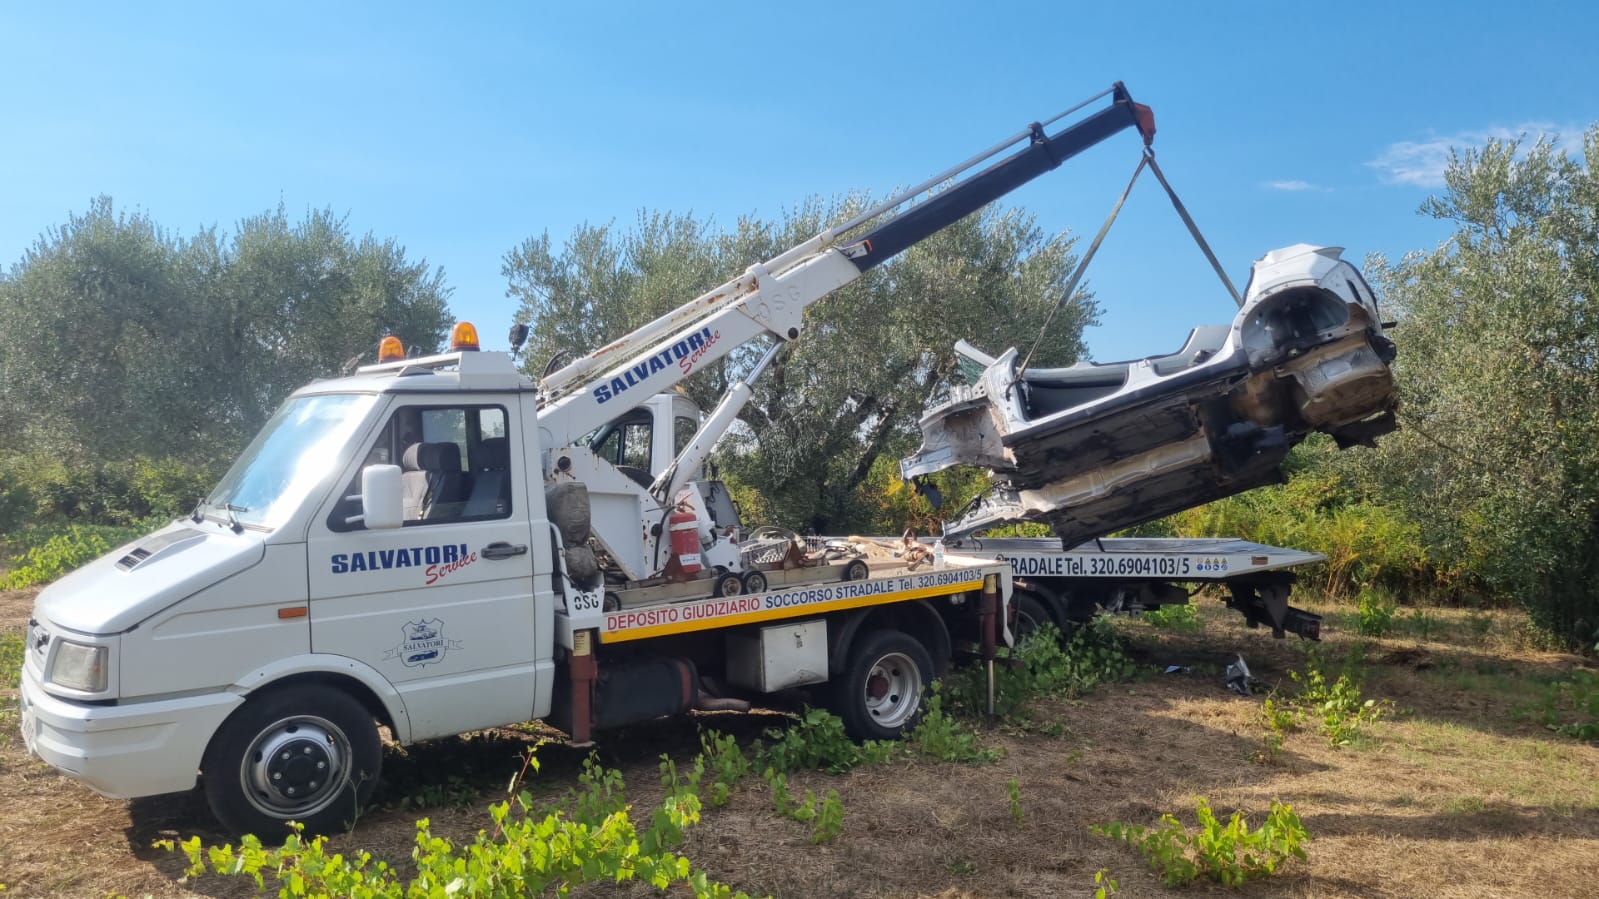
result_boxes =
[307,397,539,741]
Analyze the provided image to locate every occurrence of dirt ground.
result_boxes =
[3,585,1598,898]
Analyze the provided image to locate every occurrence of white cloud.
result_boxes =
[1369,123,1587,188]
[1263,179,1325,192]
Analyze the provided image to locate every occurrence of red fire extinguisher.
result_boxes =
[669,501,702,575]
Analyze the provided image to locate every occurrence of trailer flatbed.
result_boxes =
[936,535,1326,640]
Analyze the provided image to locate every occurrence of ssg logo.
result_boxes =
[593,326,719,404]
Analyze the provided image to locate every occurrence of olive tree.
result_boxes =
[1362,125,1599,647]
[0,198,452,463]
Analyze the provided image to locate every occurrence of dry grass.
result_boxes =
[3,587,1598,897]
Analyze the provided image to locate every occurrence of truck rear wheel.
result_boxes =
[1012,593,1053,642]
[202,685,381,837]
[832,630,934,741]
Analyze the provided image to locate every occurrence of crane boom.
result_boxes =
[535,83,1153,453]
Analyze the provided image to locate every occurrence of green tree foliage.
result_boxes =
[504,199,1094,533]
[0,197,452,463]
[1359,125,1599,647]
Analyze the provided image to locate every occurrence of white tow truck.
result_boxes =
[19,84,1159,836]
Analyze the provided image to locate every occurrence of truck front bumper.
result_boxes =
[19,664,243,799]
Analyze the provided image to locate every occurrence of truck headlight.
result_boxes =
[52,641,108,693]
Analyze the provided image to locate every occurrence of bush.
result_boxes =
[1142,457,1438,600]
[0,463,34,536]
[948,617,1138,720]
[0,452,217,527]
[0,522,149,589]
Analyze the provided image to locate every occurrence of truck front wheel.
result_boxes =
[832,630,934,741]
[202,685,381,837]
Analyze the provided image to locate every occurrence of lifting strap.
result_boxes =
[1145,148,1243,308]
[1012,147,1243,381]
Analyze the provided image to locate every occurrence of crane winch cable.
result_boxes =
[1012,146,1243,383]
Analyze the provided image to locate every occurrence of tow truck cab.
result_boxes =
[21,347,561,824]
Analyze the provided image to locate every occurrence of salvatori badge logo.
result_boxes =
[383,618,462,667]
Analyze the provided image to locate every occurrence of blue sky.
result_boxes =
[3,2,1595,362]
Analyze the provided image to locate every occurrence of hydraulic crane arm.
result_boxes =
[535,82,1154,460]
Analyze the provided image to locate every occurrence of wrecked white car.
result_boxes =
[903,244,1398,544]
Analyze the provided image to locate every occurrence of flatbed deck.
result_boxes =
[940,536,1325,580]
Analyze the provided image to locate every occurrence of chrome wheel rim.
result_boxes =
[863,651,921,729]
[240,715,350,820]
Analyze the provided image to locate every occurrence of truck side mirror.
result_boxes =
[362,464,403,530]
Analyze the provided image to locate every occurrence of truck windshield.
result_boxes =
[202,393,379,530]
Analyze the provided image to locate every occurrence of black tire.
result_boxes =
[831,629,934,741]
[842,559,870,582]
[714,570,743,596]
[202,685,381,837]
[1012,592,1053,643]
[741,570,768,594]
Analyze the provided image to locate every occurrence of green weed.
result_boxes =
[698,728,751,807]
[394,773,480,811]
[1467,610,1494,641]
[761,768,844,843]
[1253,695,1300,763]
[162,748,751,898]
[1355,585,1397,637]
[569,752,628,826]
[1007,777,1024,828]
[905,685,1001,763]
[812,790,844,843]
[1404,607,1442,641]
[0,632,21,753]
[1142,603,1201,630]
[755,707,896,774]
[1093,868,1119,898]
[1094,797,1309,887]
[1291,648,1385,747]
[0,631,21,685]
[1517,669,1599,740]
[643,755,701,856]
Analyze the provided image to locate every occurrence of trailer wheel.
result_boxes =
[202,685,381,837]
[713,570,743,596]
[741,570,768,593]
[832,630,934,741]
[842,559,869,582]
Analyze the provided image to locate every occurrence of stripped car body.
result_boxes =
[903,244,1398,544]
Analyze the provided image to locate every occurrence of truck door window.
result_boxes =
[674,415,697,457]
[420,409,469,470]
[589,410,653,482]
[327,404,512,532]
